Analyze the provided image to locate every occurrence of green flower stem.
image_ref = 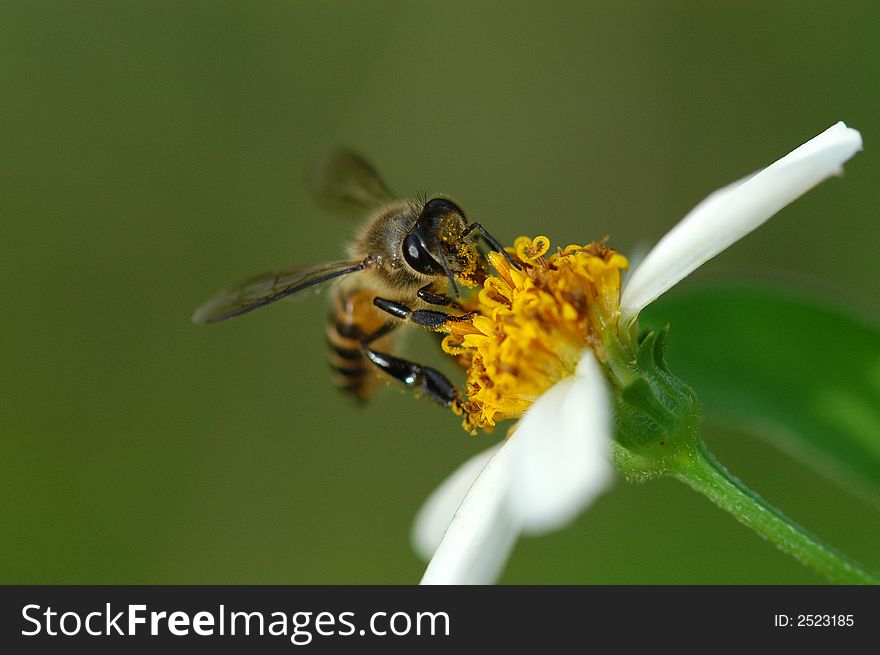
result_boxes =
[674,441,880,584]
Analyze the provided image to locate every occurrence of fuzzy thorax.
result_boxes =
[442,236,628,433]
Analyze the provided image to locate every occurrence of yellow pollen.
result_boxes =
[443,236,628,434]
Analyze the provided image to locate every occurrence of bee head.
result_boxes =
[402,198,484,295]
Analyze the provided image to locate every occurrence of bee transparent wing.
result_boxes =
[309,149,395,211]
[192,259,366,324]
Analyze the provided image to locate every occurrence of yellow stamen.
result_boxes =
[444,236,628,434]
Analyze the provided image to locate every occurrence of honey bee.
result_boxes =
[193,150,517,410]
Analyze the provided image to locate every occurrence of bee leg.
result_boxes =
[359,319,461,408]
[417,284,462,309]
[463,222,522,270]
[373,297,473,330]
[361,347,460,408]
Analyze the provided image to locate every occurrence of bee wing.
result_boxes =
[309,149,395,212]
[193,259,366,324]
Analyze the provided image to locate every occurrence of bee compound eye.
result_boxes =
[402,232,443,275]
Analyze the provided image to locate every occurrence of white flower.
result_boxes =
[414,122,863,585]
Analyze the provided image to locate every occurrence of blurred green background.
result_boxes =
[2,2,879,583]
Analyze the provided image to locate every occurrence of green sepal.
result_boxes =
[611,327,701,480]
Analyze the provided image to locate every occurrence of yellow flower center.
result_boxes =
[443,236,629,434]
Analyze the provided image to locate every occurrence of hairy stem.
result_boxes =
[674,441,879,584]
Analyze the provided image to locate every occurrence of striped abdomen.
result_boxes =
[326,287,390,400]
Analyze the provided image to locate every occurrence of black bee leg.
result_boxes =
[360,303,467,407]
[417,284,462,309]
[361,347,460,408]
[373,297,473,330]
[463,222,521,270]
[359,323,460,408]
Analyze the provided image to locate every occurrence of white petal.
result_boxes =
[411,444,500,561]
[419,442,520,585]
[619,122,863,324]
[507,352,615,534]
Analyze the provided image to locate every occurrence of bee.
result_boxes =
[192,150,517,411]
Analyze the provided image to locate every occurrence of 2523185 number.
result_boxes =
[797,614,854,627]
